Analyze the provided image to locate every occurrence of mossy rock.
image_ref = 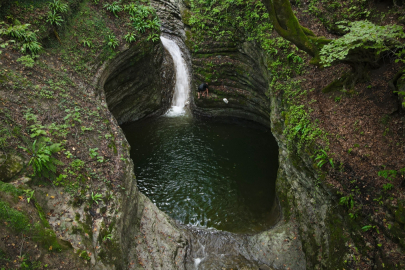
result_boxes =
[0,153,25,182]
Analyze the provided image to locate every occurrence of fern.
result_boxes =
[21,139,64,179]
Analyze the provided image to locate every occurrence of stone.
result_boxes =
[0,153,25,182]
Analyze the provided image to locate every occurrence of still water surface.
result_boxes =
[122,115,279,233]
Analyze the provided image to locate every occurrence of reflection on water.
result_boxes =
[122,116,279,233]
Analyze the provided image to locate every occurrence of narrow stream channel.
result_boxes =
[122,36,279,233]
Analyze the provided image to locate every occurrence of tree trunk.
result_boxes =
[261,0,331,64]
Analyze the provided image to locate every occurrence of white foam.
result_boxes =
[194,258,202,269]
[160,36,190,117]
[165,106,186,117]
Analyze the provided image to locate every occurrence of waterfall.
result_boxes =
[160,36,190,117]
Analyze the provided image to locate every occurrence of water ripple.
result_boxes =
[122,116,279,233]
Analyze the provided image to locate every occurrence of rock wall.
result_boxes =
[99,40,175,125]
[189,40,272,127]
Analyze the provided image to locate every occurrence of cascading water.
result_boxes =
[160,36,190,116]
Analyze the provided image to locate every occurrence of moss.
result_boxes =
[183,0,191,7]
[96,218,121,267]
[0,199,30,232]
[34,202,67,252]
[0,153,25,182]
[181,9,192,25]
[0,180,23,197]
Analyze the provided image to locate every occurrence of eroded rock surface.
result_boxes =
[101,41,175,125]
[0,152,25,182]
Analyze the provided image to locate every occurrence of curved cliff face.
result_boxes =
[99,41,175,125]
[190,40,272,127]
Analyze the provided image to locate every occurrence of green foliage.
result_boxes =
[23,189,35,203]
[48,0,68,14]
[81,39,93,48]
[147,32,159,42]
[46,11,64,26]
[281,81,325,153]
[0,126,12,148]
[0,181,23,196]
[70,159,84,170]
[107,34,119,49]
[21,139,63,179]
[102,233,112,242]
[104,1,122,17]
[320,21,405,67]
[91,192,102,204]
[339,194,354,209]
[89,148,99,159]
[124,32,136,43]
[378,169,397,181]
[0,200,30,232]
[362,224,379,233]
[0,22,41,55]
[377,168,405,192]
[126,4,160,38]
[315,149,334,168]
[382,183,394,191]
[16,55,37,68]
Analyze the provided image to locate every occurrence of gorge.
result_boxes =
[0,0,404,269]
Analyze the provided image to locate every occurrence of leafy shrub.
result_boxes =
[315,149,334,168]
[131,16,148,33]
[46,11,64,26]
[48,0,68,13]
[0,22,42,55]
[382,183,394,191]
[16,55,36,67]
[104,2,122,17]
[378,169,397,181]
[339,194,354,209]
[107,34,119,49]
[124,32,136,43]
[21,139,63,179]
[320,20,405,67]
[91,192,102,204]
[81,39,93,48]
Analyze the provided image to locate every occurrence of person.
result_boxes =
[197,82,209,99]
